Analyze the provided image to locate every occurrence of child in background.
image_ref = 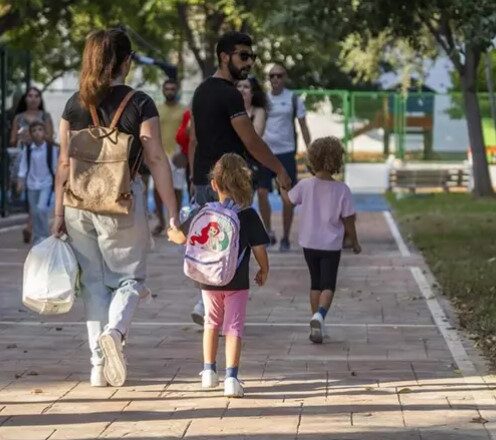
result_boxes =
[168,153,269,397]
[283,136,361,344]
[17,121,57,245]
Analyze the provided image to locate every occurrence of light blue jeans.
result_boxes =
[65,178,150,367]
[27,186,53,245]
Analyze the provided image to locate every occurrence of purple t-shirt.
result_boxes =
[288,177,355,251]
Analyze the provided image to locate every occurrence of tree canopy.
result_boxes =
[0,0,364,89]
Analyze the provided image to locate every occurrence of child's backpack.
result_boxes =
[184,200,246,286]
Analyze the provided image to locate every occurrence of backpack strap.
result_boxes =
[221,198,241,213]
[26,144,31,176]
[292,92,298,121]
[89,106,100,126]
[291,92,298,152]
[88,90,136,128]
[109,90,136,129]
[237,247,247,268]
[130,147,143,180]
[46,143,54,177]
[45,143,55,206]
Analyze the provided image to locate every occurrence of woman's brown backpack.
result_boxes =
[63,90,142,215]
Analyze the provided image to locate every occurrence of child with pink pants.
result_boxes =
[202,289,249,339]
[169,153,269,397]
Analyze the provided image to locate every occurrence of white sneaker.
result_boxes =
[200,370,219,389]
[98,328,127,387]
[224,377,244,398]
[309,312,324,344]
[191,300,205,327]
[90,366,107,387]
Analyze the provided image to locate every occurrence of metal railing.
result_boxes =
[294,89,495,164]
[0,46,31,217]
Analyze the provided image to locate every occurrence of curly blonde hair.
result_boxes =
[307,136,344,175]
[210,153,253,208]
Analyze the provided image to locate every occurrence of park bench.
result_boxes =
[389,167,469,193]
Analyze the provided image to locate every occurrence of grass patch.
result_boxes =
[387,192,496,363]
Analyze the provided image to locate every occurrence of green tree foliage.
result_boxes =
[450,51,496,93]
[0,0,360,90]
[0,0,181,88]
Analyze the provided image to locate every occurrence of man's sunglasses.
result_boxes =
[232,51,257,61]
[269,73,284,79]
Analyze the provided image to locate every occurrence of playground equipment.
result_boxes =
[350,89,435,159]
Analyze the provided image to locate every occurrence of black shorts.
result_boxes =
[256,152,297,191]
[303,248,341,292]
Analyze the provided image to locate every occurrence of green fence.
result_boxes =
[0,46,31,217]
[149,87,495,163]
[294,90,496,163]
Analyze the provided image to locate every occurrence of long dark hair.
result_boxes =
[15,87,45,114]
[79,28,132,108]
[248,77,268,111]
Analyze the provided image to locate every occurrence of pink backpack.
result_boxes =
[184,200,246,286]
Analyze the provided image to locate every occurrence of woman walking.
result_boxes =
[10,86,54,147]
[52,28,178,387]
[10,87,54,244]
[236,76,267,137]
[236,76,268,192]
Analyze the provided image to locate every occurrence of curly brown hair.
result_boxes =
[307,136,344,175]
[210,153,253,208]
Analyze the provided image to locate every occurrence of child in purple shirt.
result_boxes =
[283,136,361,343]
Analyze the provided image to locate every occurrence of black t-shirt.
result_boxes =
[181,207,269,291]
[192,77,247,185]
[62,85,158,171]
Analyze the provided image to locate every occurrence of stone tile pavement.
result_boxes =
[0,210,495,439]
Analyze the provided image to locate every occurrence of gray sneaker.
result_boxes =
[309,312,324,344]
[191,300,205,327]
[98,328,127,387]
[224,377,244,398]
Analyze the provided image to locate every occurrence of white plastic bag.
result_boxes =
[22,235,79,315]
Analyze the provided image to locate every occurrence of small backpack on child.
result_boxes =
[184,200,245,286]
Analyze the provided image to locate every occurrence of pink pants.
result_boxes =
[202,290,249,338]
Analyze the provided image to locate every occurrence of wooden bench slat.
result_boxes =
[389,167,469,192]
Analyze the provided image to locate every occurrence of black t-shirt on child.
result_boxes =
[192,77,247,185]
[181,207,269,291]
[62,85,158,171]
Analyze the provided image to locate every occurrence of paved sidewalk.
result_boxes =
[1,208,496,439]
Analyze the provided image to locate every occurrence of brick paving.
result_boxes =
[0,210,495,439]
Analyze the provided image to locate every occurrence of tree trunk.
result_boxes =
[462,69,494,196]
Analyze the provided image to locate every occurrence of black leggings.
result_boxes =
[303,248,341,292]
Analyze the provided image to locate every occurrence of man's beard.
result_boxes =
[228,58,250,80]
[165,95,177,103]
